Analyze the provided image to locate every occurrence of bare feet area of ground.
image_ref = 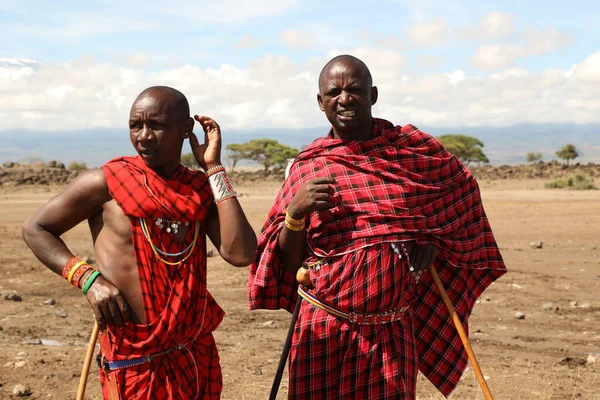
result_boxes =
[1,179,599,399]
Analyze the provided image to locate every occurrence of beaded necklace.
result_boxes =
[139,218,200,266]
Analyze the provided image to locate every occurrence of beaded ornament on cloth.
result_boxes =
[391,242,423,283]
[154,217,190,234]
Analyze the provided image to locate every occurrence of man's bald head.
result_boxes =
[133,86,190,121]
[318,55,373,92]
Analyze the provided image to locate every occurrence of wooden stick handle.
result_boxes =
[269,297,302,400]
[76,321,100,400]
[429,265,494,400]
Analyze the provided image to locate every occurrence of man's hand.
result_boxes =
[190,115,222,171]
[85,276,131,331]
[403,241,440,272]
[287,177,337,219]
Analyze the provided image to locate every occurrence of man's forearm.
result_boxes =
[21,220,74,275]
[214,198,257,266]
[277,225,306,272]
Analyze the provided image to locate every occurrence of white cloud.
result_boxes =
[470,27,571,71]
[1,49,600,131]
[470,44,525,70]
[234,35,263,50]
[279,29,312,50]
[479,11,515,38]
[408,17,448,46]
[415,55,445,68]
[124,54,152,67]
[458,11,515,40]
[524,28,572,54]
[573,51,600,84]
[154,0,300,24]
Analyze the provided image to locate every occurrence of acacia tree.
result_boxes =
[556,144,579,165]
[226,143,248,172]
[244,139,299,171]
[180,153,198,169]
[438,134,489,165]
[526,152,543,163]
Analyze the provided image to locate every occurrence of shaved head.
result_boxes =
[134,86,190,121]
[318,55,373,92]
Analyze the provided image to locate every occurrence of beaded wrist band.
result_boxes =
[71,264,93,288]
[62,257,93,289]
[208,169,237,204]
[82,270,101,295]
[62,256,81,279]
[206,165,226,177]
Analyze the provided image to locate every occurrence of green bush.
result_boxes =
[68,161,87,171]
[545,174,597,190]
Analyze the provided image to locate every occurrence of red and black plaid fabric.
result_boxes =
[100,156,225,399]
[248,119,507,398]
[290,243,418,399]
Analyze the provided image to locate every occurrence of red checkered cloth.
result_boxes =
[248,119,507,398]
[100,156,225,399]
[290,243,419,398]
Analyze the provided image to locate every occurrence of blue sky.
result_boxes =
[1,0,599,132]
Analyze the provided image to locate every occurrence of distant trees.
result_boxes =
[556,144,579,165]
[438,134,489,165]
[180,140,299,171]
[180,153,199,169]
[242,139,298,171]
[526,152,543,163]
[68,161,87,171]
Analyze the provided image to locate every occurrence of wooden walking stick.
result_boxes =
[269,297,302,400]
[429,265,494,400]
[269,266,311,400]
[76,321,100,400]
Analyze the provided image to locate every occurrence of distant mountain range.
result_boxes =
[1,123,599,167]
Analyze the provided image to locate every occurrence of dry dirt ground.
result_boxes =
[0,179,599,399]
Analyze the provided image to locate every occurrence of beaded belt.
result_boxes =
[298,286,409,325]
[97,343,187,372]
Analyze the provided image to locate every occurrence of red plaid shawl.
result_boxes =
[248,119,507,397]
[100,156,224,399]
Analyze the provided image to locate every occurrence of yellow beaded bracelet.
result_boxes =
[67,261,87,283]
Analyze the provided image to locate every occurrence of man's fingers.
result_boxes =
[93,306,106,331]
[194,115,219,132]
[116,294,131,325]
[189,132,200,147]
[108,300,124,328]
[314,184,336,194]
[314,201,335,210]
[99,303,115,328]
[310,177,337,185]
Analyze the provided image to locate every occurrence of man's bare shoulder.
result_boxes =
[56,168,112,208]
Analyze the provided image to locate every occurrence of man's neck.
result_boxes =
[151,162,180,180]
[332,120,374,141]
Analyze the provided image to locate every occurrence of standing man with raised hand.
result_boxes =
[249,55,506,399]
[22,86,257,399]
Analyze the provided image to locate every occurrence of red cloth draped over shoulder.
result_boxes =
[100,156,224,399]
[248,119,507,397]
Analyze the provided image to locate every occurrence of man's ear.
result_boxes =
[182,117,195,138]
[317,93,325,112]
[371,86,378,106]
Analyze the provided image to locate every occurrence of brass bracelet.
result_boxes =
[284,219,305,232]
[285,209,306,225]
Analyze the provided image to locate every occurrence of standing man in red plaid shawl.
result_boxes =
[22,86,257,399]
[249,55,507,399]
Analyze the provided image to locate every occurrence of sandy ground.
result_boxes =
[0,179,599,399]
